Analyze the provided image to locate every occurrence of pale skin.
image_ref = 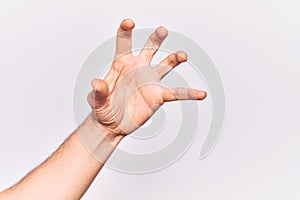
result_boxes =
[0,19,207,200]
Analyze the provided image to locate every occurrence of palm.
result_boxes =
[88,19,207,136]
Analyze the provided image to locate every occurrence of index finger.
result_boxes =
[115,19,135,58]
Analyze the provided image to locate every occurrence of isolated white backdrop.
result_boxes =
[0,0,299,199]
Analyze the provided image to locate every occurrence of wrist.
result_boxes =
[88,113,125,146]
[76,114,124,163]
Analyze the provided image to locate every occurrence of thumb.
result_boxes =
[88,78,109,108]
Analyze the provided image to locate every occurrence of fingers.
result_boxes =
[154,51,188,79]
[88,79,109,108]
[161,87,207,102]
[115,19,135,58]
[138,26,168,63]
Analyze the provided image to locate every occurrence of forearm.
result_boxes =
[0,115,123,200]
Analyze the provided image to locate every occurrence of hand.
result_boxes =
[87,19,207,141]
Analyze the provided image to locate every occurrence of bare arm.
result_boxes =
[0,116,120,200]
[0,19,207,200]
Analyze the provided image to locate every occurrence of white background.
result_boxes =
[0,0,299,199]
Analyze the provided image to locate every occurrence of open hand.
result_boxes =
[87,19,207,139]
